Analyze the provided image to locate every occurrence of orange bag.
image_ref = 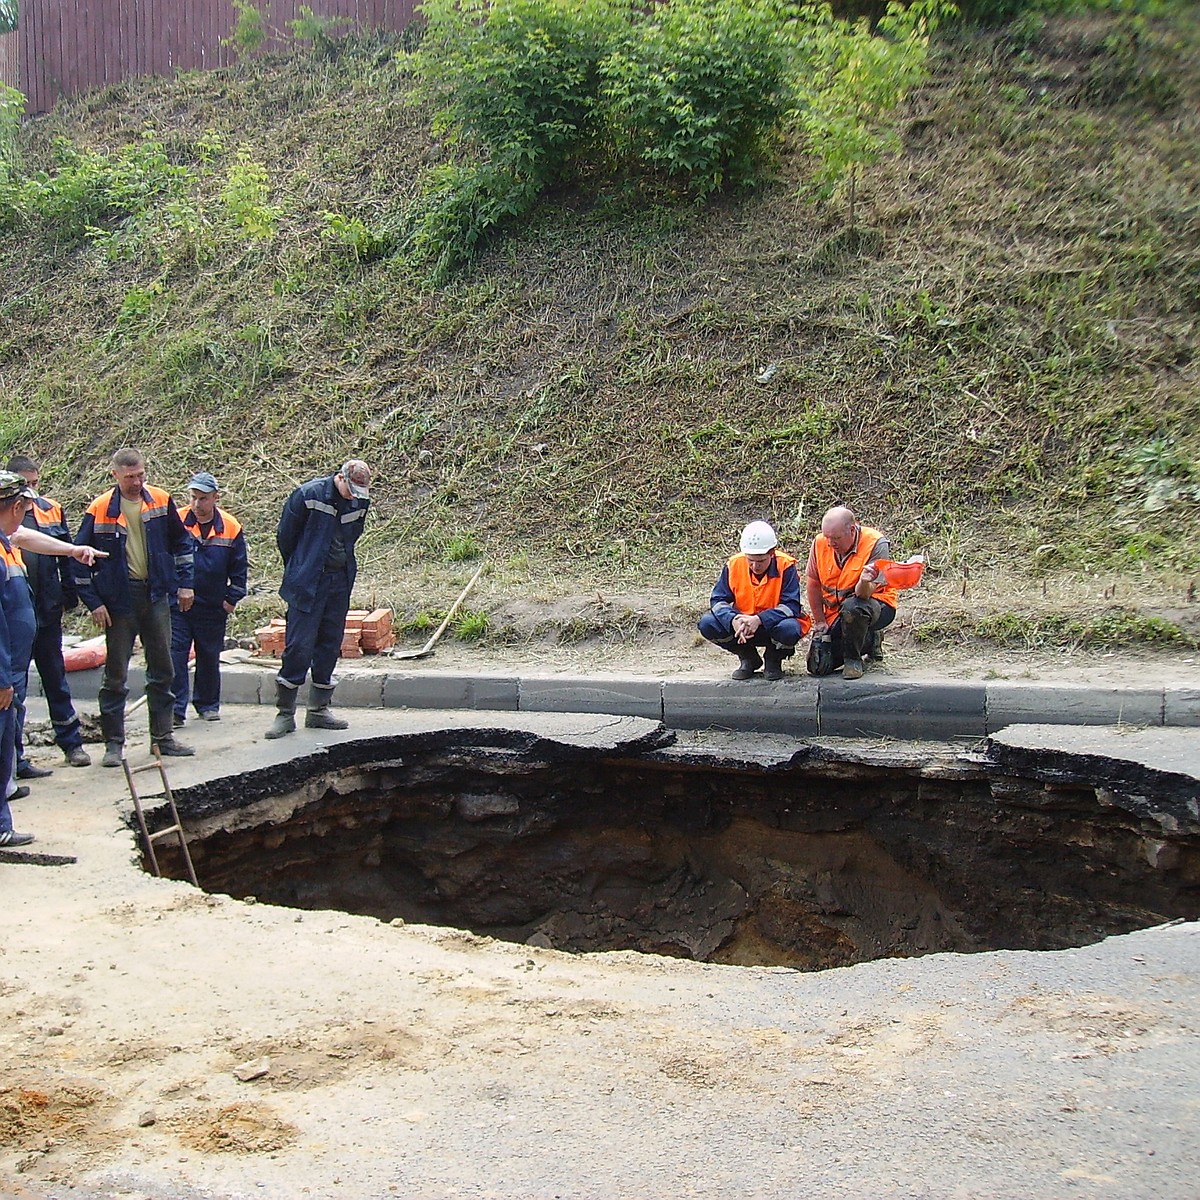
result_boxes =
[873,556,926,589]
[63,635,107,672]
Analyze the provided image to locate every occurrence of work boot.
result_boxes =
[265,681,299,740]
[101,743,124,768]
[865,629,884,662]
[731,649,763,681]
[64,746,91,768]
[152,735,195,757]
[306,684,349,730]
[173,713,187,729]
[762,647,786,682]
[16,761,53,779]
[842,657,865,681]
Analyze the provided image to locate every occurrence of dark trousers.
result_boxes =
[0,706,16,829]
[827,598,895,669]
[277,572,351,690]
[171,603,228,717]
[15,611,83,765]
[100,581,176,744]
[698,611,804,656]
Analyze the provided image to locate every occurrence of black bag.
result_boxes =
[806,633,834,677]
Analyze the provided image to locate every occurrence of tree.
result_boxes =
[0,0,18,34]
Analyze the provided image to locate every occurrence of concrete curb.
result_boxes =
[40,662,1197,738]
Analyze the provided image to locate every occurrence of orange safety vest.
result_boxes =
[727,550,797,616]
[811,525,899,626]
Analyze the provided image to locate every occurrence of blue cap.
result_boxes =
[188,472,219,493]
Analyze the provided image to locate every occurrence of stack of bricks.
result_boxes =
[254,618,287,657]
[342,608,395,657]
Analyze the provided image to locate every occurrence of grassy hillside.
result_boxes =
[1,7,1198,649]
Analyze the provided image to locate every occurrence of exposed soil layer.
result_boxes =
[152,735,1200,970]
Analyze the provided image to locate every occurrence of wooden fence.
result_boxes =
[0,0,418,115]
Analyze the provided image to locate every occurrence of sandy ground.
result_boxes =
[2,643,1199,1200]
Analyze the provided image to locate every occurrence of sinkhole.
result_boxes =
[143,727,1200,970]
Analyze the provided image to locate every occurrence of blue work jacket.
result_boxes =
[74,485,194,615]
[20,495,78,623]
[0,533,37,687]
[174,506,249,611]
[276,475,369,613]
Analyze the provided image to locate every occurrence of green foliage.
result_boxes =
[0,0,15,34]
[793,0,954,223]
[601,0,794,196]
[0,133,193,244]
[453,609,491,640]
[320,210,394,262]
[444,531,482,561]
[220,149,278,238]
[0,84,22,185]
[224,0,267,55]
[287,5,351,54]
[1124,438,1200,511]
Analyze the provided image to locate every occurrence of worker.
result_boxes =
[170,472,248,726]
[74,448,196,766]
[5,455,92,774]
[699,520,808,681]
[805,506,899,681]
[2,472,103,844]
[265,459,371,739]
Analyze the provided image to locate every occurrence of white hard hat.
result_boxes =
[740,521,778,554]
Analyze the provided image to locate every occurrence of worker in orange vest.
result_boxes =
[699,521,809,681]
[805,506,900,680]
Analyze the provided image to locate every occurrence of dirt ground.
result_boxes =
[1,631,1198,1200]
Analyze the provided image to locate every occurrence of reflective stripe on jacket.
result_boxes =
[21,495,77,620]
[710,550,808,636]
[276,475,369,612]
[0,533,37,687]
[810,525,899,626]
[177,506,249,609]
[73,485,194,615]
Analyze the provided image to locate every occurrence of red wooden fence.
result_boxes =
[0,0,418,115]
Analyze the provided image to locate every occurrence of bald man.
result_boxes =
[804,507,898,680]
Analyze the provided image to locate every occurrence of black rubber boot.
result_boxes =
[763,647,786,682]
[265,681,299,740]
[731,648,763,681]
[305,683,349,730]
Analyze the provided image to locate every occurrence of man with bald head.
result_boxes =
[805,506,898,680]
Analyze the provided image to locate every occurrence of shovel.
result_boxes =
[388,561,486,661]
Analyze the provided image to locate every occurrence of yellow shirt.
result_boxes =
[120,495,149,580]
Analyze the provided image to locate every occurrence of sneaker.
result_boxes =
[0,831,35,847]
[16,762,53,779]
[7,786,30,801]
[153,736,195,758]
[173,713,187,729]
[198,710,221,722]
[842,657,865,681]
[731,650,763,681]
[101,743,124,768]
[64,746,92,768]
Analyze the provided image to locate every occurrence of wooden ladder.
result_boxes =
[122,749,199,887]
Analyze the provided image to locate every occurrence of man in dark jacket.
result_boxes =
[265,460,371,740]
[6,455,91,773]
[171,471,248,725]
[74,448,196,766]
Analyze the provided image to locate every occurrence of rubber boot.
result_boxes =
[762,646,786,682]
[731,648,762,681]
[265,681,299,740]
[306,683,349,730]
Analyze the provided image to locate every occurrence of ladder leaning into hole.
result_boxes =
[122,749,199,887]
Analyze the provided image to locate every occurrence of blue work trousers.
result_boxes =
[171,603,228,718]
[1,706,16,829]
[277,571,351,690]
[698,611,804,655]
[99,580,176,745]
[15,611,84,767]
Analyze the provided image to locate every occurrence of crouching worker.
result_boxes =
[805,506,898,681]
[699,521,809,682]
